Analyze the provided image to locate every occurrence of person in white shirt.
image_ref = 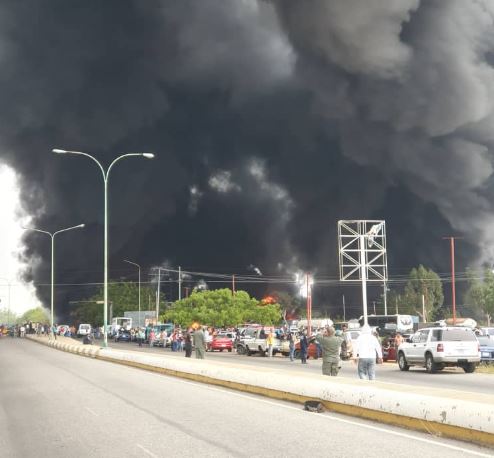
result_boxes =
[354,325,383,380]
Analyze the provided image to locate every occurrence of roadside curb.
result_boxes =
[26,335,494,448]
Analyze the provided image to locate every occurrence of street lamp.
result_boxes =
[23,223,85,328]
[53,148,154,347]
[124,259,141,328]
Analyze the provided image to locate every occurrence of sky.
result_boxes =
[3,0,494,320]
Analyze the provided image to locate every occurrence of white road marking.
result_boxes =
[135,368,493,457]
[136,443,159,458]
[84,407,99,417]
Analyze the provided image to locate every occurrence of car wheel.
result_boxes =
[236,346,245,355]
[425,353,437,373]
[398,352,410,371]
[245,346,252,356]
[462,362,477,373]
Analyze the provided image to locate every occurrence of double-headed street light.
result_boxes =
[23,224,85,328]
[53,149,154,347]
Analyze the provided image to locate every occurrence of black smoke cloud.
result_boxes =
[1,0,491,316]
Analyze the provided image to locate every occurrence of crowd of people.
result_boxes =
[4,319,388,380]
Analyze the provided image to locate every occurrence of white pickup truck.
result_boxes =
[237,327,282,356]
[397,326,480,373]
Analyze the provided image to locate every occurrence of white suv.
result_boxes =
[397,327,480,373]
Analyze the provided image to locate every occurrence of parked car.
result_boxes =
[478,335,494,364]
[397,327,480,373]
[114,329,131,343]
[217,331,236,342]
[209,336,233,352]
[480,327,494,337]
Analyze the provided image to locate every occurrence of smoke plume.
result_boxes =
[1,0,493,315]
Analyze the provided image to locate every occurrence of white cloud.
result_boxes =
[0,163,42,317]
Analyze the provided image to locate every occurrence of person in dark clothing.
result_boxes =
[184,333,193,358]
[300,331,308,364]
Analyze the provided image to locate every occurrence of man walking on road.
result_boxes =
[266,331,275,358]
[316,327,343,376]
[354,325,383,380]
[300,331,308,364]
[193,327,206,359]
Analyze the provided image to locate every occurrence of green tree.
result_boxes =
[0,307,16,324]
[403,265,444,321]
[464,268,494,324]
[71,281,165,325]
[19,307,50,323]
[164,289,281,327]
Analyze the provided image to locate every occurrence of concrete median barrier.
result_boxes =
[26,335,494,448]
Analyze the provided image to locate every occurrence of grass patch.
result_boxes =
[476,364,494,374]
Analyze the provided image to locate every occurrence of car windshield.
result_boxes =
[440,329,477,341]
[478,336,492,345]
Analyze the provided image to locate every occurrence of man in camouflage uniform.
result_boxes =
[316,327,343,376]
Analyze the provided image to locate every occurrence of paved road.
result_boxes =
[108,340,494,395]
[1,338,492,458]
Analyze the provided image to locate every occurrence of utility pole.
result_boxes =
[306,273,312,336]
[422,294,426,323]
[156,268,161,323]
[232,274,236,295]
[383,281,388,315]
[342,294,346,322]
[443,237,461,325]
[178,266,182,301]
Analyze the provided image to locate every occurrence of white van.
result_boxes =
[77,323,92,337]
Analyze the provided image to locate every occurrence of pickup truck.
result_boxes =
[237,327,282,356]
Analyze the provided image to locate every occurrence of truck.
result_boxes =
[109,317,132,337]
[237,327,282,356]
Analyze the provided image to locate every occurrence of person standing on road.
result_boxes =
[354,325,383,380]
[193,327,206,359]
[184,333,193,358]
[394,332,403,347]
[316,327,344,376]
[288,333,295,362]
[137,328,144,347]
[266,331,275,358]
[300,331,308,364]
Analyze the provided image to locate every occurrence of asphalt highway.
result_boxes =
[1,338,493,458]
[108,340,494,395]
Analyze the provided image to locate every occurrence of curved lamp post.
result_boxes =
[23,223,85,328]
[53,149,154,347]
